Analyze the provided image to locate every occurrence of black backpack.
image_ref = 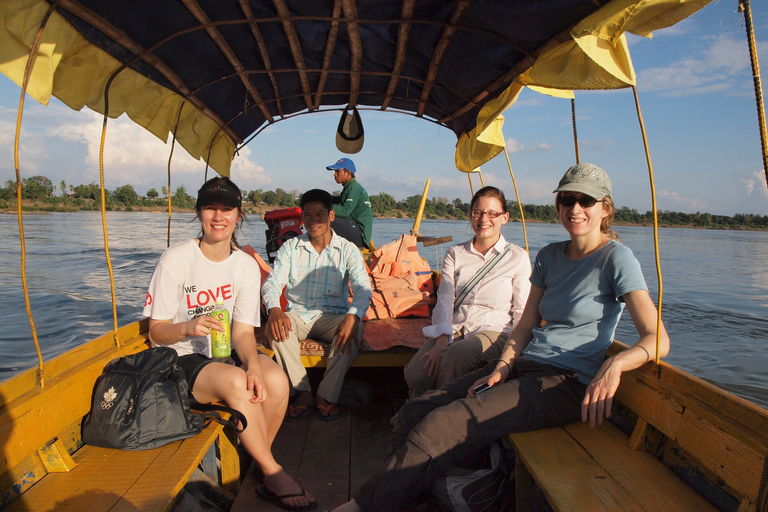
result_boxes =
[82,347,244,450]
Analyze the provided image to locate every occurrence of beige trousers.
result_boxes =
[403,330,504,399]
[266,312,361,404]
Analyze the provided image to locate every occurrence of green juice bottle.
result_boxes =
[210,300,231,357]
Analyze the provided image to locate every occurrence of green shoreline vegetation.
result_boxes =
[3,175,768,230]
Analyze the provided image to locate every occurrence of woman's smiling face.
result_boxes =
[556,192,608,238]
[470,195,509,243]
[199,203,241,243]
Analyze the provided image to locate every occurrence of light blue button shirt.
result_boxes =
[262,231,373,322]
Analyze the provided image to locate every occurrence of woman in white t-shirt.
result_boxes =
[143,177,316,511]
[403,186,531,399]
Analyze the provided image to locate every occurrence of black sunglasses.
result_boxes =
[557,195,605,208]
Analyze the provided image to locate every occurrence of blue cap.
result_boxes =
[326,158,356,175]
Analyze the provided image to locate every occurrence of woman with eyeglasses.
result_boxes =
[403,186,531,399]
[332,163,668,512]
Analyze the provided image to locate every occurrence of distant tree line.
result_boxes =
[2,175,768,230]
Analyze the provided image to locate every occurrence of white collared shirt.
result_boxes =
[423,235,531,340]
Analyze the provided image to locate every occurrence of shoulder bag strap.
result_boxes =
[453,244,512,312]
[191,401,248,434]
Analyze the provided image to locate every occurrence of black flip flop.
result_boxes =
[255,483,317,511]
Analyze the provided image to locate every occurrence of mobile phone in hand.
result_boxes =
[472,382,491,395]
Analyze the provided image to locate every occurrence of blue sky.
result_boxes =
[1,0,767,216]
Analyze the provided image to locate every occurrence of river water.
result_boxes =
[1,212,767,408]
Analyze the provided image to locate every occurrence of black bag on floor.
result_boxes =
[82,346,245,451]
[431,440,515,512]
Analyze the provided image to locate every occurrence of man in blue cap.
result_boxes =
[326,158,373,249]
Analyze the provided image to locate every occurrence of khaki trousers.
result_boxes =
[266,312,361,404]
[403,330,504,399]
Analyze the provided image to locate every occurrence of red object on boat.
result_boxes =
[264,207,303,263]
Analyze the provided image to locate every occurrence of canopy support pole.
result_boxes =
[99,71,127,347]
[411,179,430,236]
[739,0,768,188]
[14,3,58,388]
[503,148,529,254]
[632,86,663,370]
[167,102,185,247]
[467,173,474,197]
[571,98,580,164]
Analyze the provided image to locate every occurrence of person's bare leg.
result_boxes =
[193,358,315,508]
[331,499,363,512]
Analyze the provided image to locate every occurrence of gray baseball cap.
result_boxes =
[553,163,612,199]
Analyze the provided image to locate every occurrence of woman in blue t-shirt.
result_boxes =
[332,163,669,512]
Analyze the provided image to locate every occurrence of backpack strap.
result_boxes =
[453,244,512,312]
[190,401,248,434]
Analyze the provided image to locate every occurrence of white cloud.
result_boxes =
[638,34,768,97]
[579,139,614,150]
[658,189,707,210]
[230,145,271,189]
[739,170,768,197]
[505,137,552,154]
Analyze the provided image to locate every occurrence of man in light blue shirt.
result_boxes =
[262,189,373,421]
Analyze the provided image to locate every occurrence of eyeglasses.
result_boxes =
[470,209,504,219]
[557,196,605,208]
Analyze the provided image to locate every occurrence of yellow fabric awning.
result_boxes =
[455,0,712,173]
[0,0,236,175]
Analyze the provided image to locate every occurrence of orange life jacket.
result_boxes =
[364,234,435,320]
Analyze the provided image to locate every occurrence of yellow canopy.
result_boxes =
[455,0,712,172]
[0,0,236,175]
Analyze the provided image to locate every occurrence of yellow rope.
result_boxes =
[14,4,57,389]
[503,147,529,254]
[167,101,185,247]
[571,98,580,165]
[739,0,768,187]
[99,93,120,347]
[632,86,663,368]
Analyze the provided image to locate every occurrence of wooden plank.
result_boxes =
[272,415,312,480]
[0,335,150,477]
[515,453,534,512]
[218,429,240,493]
[0,320,148,406]
[301,350,415,368]
[564,421,718,512]
[6,420,224,512]
[616,371,766,501]
[231,416,313,512]
[297,409,352,510]
[510,428,645,512]
[349,405,392,497]
[608,342,768,444]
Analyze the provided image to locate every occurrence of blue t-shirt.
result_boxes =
[522,240,647,385]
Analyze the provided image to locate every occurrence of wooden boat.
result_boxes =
[1,1,767,511]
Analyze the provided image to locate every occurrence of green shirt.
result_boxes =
[332,178,372,247]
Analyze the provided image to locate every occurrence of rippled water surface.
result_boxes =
[1,213,766,408]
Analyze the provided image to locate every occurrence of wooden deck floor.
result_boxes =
[231,367,407,511]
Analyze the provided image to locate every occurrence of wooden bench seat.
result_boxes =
[4,420,236,512]
[0,319,240,512]
[257,317,431,368]
[509,342,768,512]
[511,422,719,512]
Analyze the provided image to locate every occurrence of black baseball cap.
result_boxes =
[195,178,242,209]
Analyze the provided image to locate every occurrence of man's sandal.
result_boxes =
[286,404,313,421]
[316,403,340,422]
